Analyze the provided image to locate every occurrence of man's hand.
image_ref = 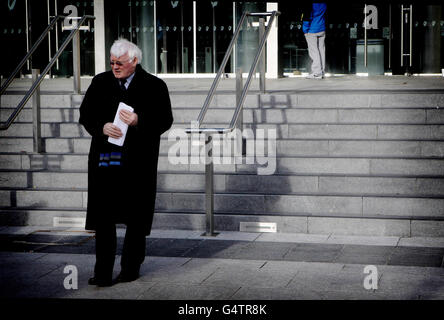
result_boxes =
[119,109,138,126]
[103,123,123,138]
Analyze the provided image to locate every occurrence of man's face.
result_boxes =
[110,53,138,79]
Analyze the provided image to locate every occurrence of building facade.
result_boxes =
[1,1,443,79]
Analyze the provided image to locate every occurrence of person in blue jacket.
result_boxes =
[302,2,327,79]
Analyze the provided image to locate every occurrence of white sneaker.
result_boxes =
[306,73,323,79]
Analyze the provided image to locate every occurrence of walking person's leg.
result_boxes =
[305,33,322,77]
[317,31,326,76]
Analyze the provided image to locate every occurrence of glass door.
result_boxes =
[278,2,391,76]
[105,0,156,74]
[391,4,443,75]
[0,0,95,78]
[196,1,234,73]
[277,2,443,76]
[156,1,193,74]
[56,0,95,76]
[0,0,28,77]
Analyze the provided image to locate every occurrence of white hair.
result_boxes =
[110,38,142,64]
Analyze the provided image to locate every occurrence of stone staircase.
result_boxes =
[1,88,444,236]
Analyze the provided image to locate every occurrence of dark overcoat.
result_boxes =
[79,65,173,235]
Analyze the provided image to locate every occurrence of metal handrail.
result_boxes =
[184,11,280,237]
[0,15,66,96]
[186,10,280,135]
[0,15,95,131]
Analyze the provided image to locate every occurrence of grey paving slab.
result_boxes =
[283,243,344,263]
[262,260,345,277]
[412,220,444,237]
[177,240,246,259]
[139,257,218,285]
[388,247,444,268]
[32,252,96,268]
[335,253,390,265]
[255,233,329,244]
[326,235,400,246]
[319,289,397,300]
[340,245,395,255]
[375,272,444,299]
[398,237,444,248]
[231,286,325,300]
[324,273,374,294]
[146,238,203,257]
[201,264,297,289]
[5,260,90,299]
[388,253,444,267]
[204,231,261,242]
[65,281,155,300]
[217,242,295,261]
[137,282,240,300]
[0,260,64,298]
[392,246,444,255]
[333,246,393,266]
[181,257,267,271]
[148,229,203,239]
[285,271,335,292]
[329,267,381,299]
[377,264,444,278]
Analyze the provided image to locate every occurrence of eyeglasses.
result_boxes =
[110,58,133,67]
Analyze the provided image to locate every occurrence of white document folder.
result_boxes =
[108,102,134,147]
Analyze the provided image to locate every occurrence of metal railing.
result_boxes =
[0,15,95,144]
[0,15,65,97]
[185,11,280,236]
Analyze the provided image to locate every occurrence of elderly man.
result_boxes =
[79,39,173,286]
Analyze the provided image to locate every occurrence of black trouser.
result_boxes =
[94,222,146,280]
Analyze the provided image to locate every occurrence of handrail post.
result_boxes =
[32,69,42,153]
[235,67,245,156]
[259,17,266,93]
[72,27,81,94]
[203,134,218,237]
[185,11,280,236]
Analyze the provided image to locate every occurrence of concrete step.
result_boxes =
[3,92,444,109]
[2,89,444,237]
[2,171,444,198]
[1,209,443,237]
[0,94,72,108]
[1,108,80,123]
[3,136,444,157]
[1,189,444,221]
[170,92,444,109]
[2,122,444,141]
[2,153,444,177]
[4,107,444,126]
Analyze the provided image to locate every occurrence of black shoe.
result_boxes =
[115,271,139,283]
[88,276,113,287]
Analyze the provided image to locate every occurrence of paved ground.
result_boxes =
[1,226,444,303]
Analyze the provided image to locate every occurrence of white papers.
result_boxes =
[108,102,134,146]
